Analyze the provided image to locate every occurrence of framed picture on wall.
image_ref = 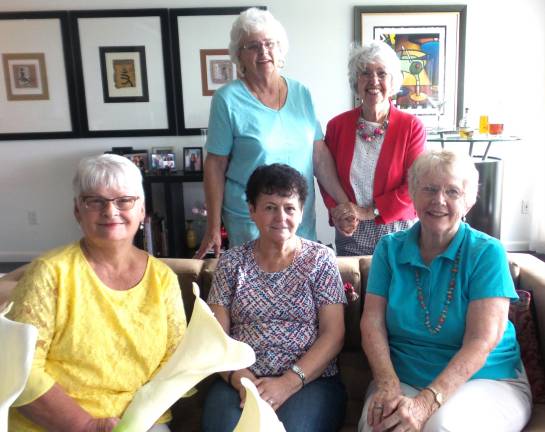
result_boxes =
[183,147,203,173]
[354,5,466,130]
[99,46,149,103]
[200,49,236,96]
[2,53,49,101]
[0,11,79,140]
[170,7,265,135]
[71,9,175,137]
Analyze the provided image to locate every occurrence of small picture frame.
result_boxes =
[2,52,49,101]
[199,49,236,96]
[122,150,149,173]
[99,45,149,103]
[183,147,203,173]
[151,152,176,171]
[151,146,174,154]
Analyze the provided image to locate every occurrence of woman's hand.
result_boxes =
[194,227,221,259]
[367,381,403,428]
[79,417,119,432]
[331,203,359,236]
[373,394,434,432]
[255,374,301,411]
[230,369,260,408]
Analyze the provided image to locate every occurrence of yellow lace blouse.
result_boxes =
[7,241,186,431]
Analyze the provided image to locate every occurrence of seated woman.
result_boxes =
[202,163,347,432]
[7,154,185,432]
[359,150,531,432]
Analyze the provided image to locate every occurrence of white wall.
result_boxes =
[1,0,544,260]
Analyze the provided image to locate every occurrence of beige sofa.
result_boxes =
[2,252,545,431]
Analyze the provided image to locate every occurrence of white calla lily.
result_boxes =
[114,283,255,432]
[0,303,38,432]
[234,377,286,432]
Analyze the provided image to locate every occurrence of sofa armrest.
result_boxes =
[0,263,30,310]
[509,253,545,360]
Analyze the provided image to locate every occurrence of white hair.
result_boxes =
[73,153,144,199]
[408,149,479,207]
[348,40,403,96]
[229,7,289,75]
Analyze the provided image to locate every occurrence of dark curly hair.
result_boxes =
[246,163,308,207]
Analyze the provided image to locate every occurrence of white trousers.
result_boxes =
[358,369,532,432]
[148,424,170,432]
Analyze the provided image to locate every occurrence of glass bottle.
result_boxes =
[458,107,473,139]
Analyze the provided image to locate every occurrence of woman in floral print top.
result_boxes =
[203,163,347,432]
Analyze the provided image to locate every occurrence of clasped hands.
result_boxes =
[331,202,374,236]
[368,384,434,432]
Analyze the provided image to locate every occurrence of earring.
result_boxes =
[139,221,144,230]
[462,215,467,222]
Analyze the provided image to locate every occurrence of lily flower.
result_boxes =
[0,303,37,432]
[114,283,255,432]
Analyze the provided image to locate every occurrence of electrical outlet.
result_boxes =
[27,210,38,225]
[521,200,529,215]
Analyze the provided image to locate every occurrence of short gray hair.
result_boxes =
[229,8,289,75]
[348,40,403,96]
[73,153,144,199]
[408,150,479,207]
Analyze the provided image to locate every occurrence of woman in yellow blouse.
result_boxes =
[7,154,185,432]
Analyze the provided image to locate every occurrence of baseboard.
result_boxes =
[0,251,41,262]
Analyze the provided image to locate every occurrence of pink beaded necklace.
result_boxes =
[415,250,461,334]
[356,112,389,143]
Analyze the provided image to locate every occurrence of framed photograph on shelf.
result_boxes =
[122,149,149,173]
[71,9,175,137]
[170,7,265,135]
[99,46,149,103]
[151,152,176,171]
[354,5,466,130]
[151,146,174,154]
[0,11,79,140]
[3,53,49,101]
[183,147,203,173]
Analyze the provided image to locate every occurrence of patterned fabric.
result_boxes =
[509,289,545,402]
[336,218,414,256]
[7,242,185,431]
[207,238,346,377]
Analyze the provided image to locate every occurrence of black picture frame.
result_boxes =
[170,7,265,135]
[122,149,150,173]
[183,147,203,173]
[99,45,149,103]
[354,5,466,130]
[0,11,80,140]
[70,9,176,137]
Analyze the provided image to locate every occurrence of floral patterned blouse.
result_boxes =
[207,238,346,377]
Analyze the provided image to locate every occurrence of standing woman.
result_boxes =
[319,41,426,256]
[195,7,348,258]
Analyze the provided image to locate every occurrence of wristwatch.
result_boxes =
[373,206,380,218]
[424,386,443,407]
[290,364,306,386]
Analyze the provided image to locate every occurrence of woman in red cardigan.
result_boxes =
[320,41,426,256]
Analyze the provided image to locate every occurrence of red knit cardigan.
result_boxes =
[320,101,426,225]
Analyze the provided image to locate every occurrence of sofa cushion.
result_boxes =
[337,257,362,350]
[510,289,545,403]
[161,258,204,319]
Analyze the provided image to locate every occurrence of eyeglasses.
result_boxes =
[420,185,464,201]
[80,196,140,211]
[242,39,277,52]
[358,70,389,81]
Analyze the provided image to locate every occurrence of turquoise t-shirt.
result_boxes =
[205,77,323,246]
[367,222,521,388]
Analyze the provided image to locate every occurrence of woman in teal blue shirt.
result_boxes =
[359,150,531,431]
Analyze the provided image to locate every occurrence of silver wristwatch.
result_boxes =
[290,364,306,386]
[373,206,380,217]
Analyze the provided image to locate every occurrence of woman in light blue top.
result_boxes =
[195,8,348,258]
[359,150,531,432]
